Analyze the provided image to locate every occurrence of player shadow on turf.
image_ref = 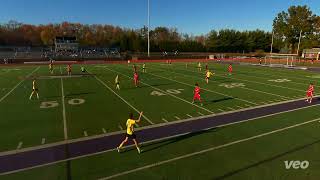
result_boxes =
[124,128,221,154]
[213,138,320,180]
[205,97,234,105]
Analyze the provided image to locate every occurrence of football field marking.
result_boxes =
[176,66,306,92]
[218,109,224,112]
[16,142,23,150]
[0,66,40,103]
[41,138,46,144]
[0,96,317,158]
[83,131,88,137]
[98,116,320,180]
[186,114,193,118]
[91,71,154,125]
[227,107,236,111]
[236,106,243,109]
[118,125,123,130]
[197,112,204,116]
[148,71,257,106]
[1,103,320,176]
[104,67,214,114]
[174,116,181,120]
[60,67,68,140]
[102,128,107,133]
[162,118,168,123]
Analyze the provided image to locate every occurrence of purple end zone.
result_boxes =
[0,99,318,174]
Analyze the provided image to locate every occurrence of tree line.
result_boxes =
[0,5,319,53]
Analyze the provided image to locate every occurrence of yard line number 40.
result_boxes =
[40,98,85,109]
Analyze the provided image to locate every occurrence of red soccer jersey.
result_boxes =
[134,73,139,80]
[194,86,200,95]
[307,85,314,93]
[228,65,233,72]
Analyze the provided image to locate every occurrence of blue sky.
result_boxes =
[0,0,319,35]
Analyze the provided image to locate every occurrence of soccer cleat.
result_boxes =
[137,148,141,154]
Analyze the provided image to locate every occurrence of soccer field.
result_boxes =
[1,61,320,179]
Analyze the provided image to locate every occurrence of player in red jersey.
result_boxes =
[228,64,233,75]
[305,83,314,103]
[134,72,139,87]
[192,83,203,106]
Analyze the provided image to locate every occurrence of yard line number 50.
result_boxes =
[40,98,85,109]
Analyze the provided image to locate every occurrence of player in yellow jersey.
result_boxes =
[115,75,120,90]
[117,111,143,153]
[49,63,53,74]
[205,70,214,84]
[142,63,146,73]
[29,79,39,100]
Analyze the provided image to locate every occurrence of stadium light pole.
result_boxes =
[297,30,302,55]
[270,30,274,54]
[147,0,150,57]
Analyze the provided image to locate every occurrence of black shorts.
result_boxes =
[33,88,38,92]
[116,82,120,85]
[125,133,136,139]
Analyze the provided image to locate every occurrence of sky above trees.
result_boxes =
[0,0,319,35]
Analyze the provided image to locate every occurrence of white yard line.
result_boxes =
[178,66,305,92]
[0,67,40,103]
[186,114,193,118]
[90,71,154,125]
[236,106,243,109]
[16,142,23,150]
[218,109,224,112]
[60,67,68,140]
[197,112,204,116]
[162,118,169,123]
[0,96,317,158]
[102,128,107,133]
[105,67,214,114]
[149,72,258,105]
[174,116,181,120]
[41,138,46,145]
[83,131,88,137]
[1,104,320,176]
[227,107,236,111]
[98,116,320,180]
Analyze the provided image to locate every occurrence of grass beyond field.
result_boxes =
[0,61,320,179]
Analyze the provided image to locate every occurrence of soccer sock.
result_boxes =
[36,93,39,99]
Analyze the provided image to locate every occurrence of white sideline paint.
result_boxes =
[174,116,181,120]
[90,71,154,125]
[102,128,107,133]
[0,66,39,103]
[41,138,46,145]
[0,95,317,158]
[60,67,68,140]
[186,114,193,118]
[1,103,319,176]
[162,118,168,123]
[148,72,258,105]
[98,117,320,180]
[104,67,214,114]
[16,142,23,150]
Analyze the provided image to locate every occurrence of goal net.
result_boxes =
[264,53,298,67]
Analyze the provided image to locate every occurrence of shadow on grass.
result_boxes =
[207,97,234,104]
[121,128,221,154]
[214,138,320,180]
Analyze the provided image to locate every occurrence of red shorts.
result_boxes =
[307,92,313,97]
[193,94,201,100]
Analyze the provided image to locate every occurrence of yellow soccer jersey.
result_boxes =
[126,119,136,135]
[206,71,214,78]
